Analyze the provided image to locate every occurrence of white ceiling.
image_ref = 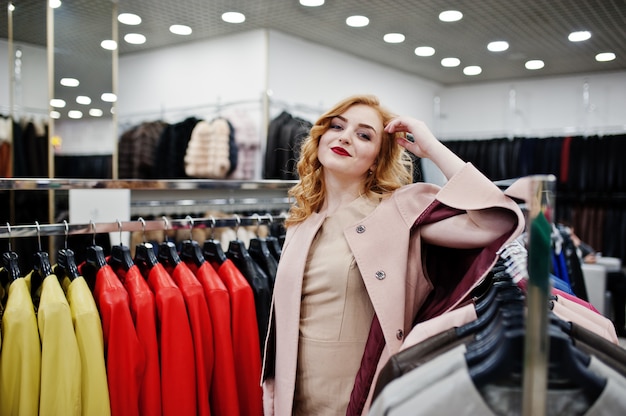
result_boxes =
[3,0,625,118]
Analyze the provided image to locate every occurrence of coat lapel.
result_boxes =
[272,210,326,415]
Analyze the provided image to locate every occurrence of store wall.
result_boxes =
[266,30,440,123]
[438,71,626,139]
[117,29,268,123]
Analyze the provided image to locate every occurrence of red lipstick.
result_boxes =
[331,147,351,156]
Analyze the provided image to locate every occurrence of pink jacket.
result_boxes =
[262,163,525,415]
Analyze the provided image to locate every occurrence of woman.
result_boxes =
[262,94,525,415]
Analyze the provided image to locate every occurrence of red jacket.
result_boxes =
[186,260,240,415]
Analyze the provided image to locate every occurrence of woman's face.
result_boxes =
[317,104,383,181]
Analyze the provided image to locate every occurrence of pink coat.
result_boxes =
[262,163,525,415]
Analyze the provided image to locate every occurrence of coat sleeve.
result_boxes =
[419,163,525,249]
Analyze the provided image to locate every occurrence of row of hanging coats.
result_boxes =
[369,240,626,415]
[0,222,282,416]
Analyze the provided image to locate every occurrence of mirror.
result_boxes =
[1,1,116,180]
[52,0,117,179]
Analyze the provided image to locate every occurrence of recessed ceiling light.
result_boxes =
[89,108,104,117]
[525,60,545,70]
[414,46,435,57]
[463,66,482,76]
[441,57,461,67]
[568,31,591,42]
[50,111,61,119]
[300,0,325,6]
[384,33,405,43]
[76,96,91,105]
[101,93,117,103]
[101,40,117,50]
[439,10,463,22]
[346,15,369,27]
[595,52,616,62]
[68,110,83,119]
[49,0,62,9]
[487,41,509,52]
[50,98,66,108]
[222,12,246,24]
[170,24,193,35]
[124,33,146,44]
[118,13,142,25]
[60,77,79,87]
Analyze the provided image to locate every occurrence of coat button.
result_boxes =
[396,329,404,340]
[375,270,386,280]
[356,225,366,234]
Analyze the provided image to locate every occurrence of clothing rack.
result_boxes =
[0,213,285,240]
[0,178,297,191]
[117,97,264,127]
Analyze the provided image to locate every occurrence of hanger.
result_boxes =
[109,220,134,271]
[179,216,205,268]
[264,213,283,261]
[31,221,53,298]
[85,220,107,270]
[1,222,21,285]
[133,217,158,275]
[545,323,606,401]
[157,215,180,268]
[466,312,526,388]
[158,240,180,268]
[248,214,278,289]
[56,220,79,281]
[458,278,526,338]
[203,215,227,266]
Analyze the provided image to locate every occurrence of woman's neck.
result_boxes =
[322,176,364,216]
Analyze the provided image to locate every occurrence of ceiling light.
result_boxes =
[346,15,369,27]
[50,98,66,108]
[76,96,91,105]
[68,110,83,119]
[414,46,435,57]
[568,31,591,42]
[525,60,545,70]
[49,0,61,9]
[384,33,405,43]
[463,66,482,76]
[439,10,463,22]
[60,77,79,87]
[118,13,142,25]
[101,40,117,50]
[441,57,461,67]
[124,33,146,44]
[101,93,117,102]
[487,41,509,52]
[222,12,246,23]
[595,52,616,62]
[170,24,192,35]
[89,109,104,117]
[50,111,61,119]
[300,0,324,6]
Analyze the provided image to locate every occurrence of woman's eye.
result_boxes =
[358,132,371,140]
[330,124,342,130]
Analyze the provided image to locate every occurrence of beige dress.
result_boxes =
[293,196,378,415]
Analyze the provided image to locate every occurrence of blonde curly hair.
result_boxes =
[286,94,413,227]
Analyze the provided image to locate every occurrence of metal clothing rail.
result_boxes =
[0,213,286,240]
[0,178,298,191]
